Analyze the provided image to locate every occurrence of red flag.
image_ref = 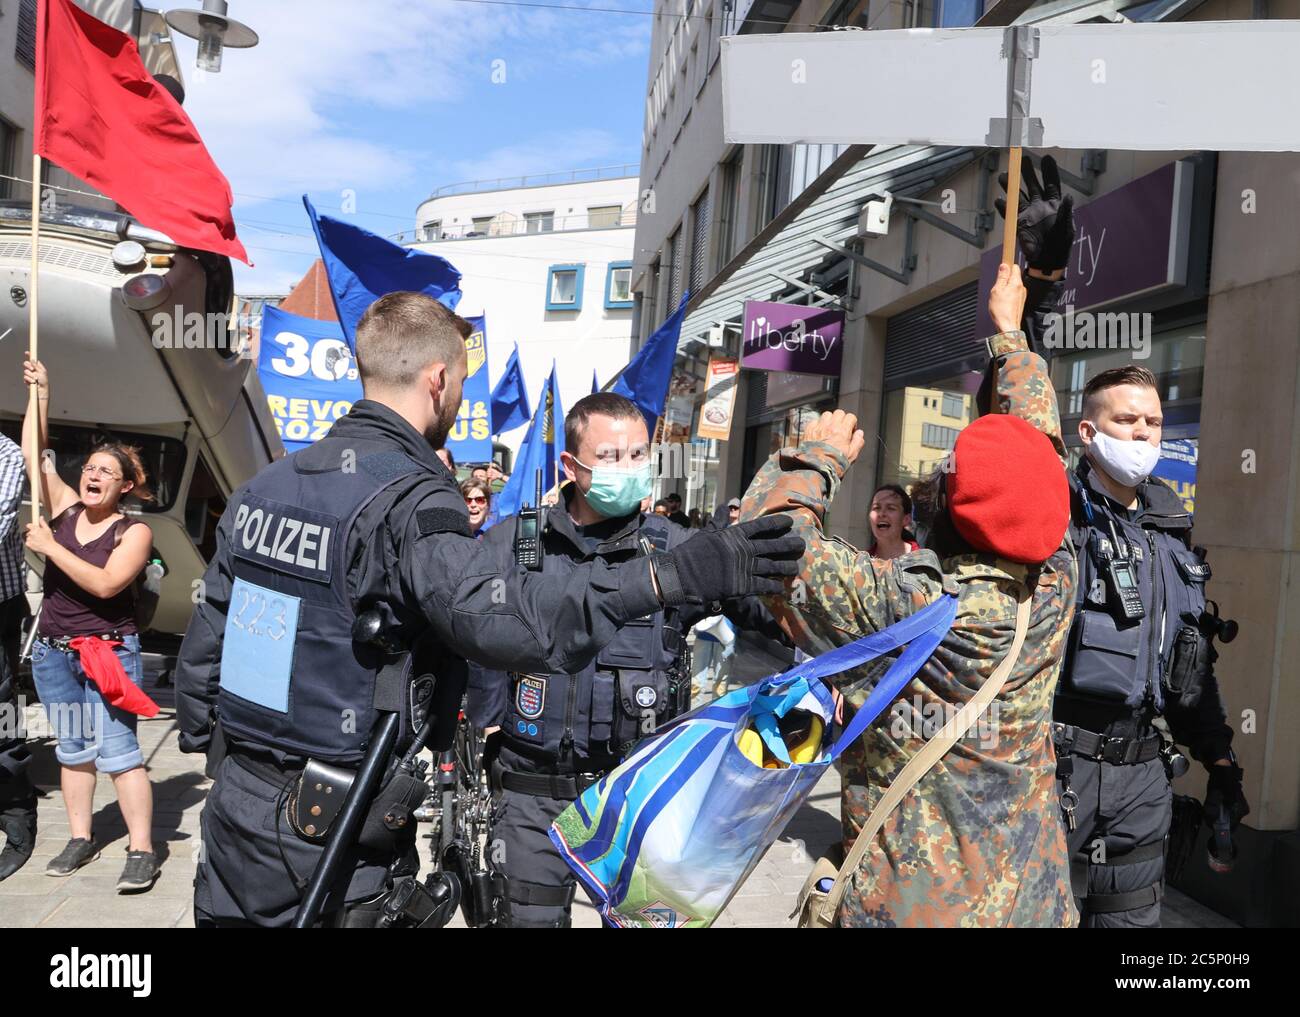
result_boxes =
[34,0,249,264]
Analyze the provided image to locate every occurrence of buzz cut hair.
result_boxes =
[354,291,471,390]
[564,392,644,454]
[1082,365,1160,418]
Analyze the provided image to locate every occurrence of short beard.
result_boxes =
[425,415,453,449]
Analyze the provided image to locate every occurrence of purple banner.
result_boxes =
[975,160,1192,340]
[741,301,844,376]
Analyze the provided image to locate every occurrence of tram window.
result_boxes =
[0,420,186,513]
[185,455,225,562]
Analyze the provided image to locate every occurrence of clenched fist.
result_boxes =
[802,409,865,465]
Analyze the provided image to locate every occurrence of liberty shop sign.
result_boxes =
[741,301,844,376]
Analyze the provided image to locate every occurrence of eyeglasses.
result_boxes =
[465,495,488,506]
[82,465,122,480]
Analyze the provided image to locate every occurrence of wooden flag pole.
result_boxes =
[27,152,41,527]
[1001,146,1022,267]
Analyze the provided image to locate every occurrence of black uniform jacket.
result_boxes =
[174,400,663,755]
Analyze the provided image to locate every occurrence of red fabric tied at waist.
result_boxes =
[68,637,159,719]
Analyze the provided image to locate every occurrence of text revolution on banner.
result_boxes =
[257,305,360,452]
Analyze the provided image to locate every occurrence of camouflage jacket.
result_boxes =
[740,330,1079,928]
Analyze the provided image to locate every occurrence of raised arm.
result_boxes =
[22,356,78,518]
[738,411,935,656]
[985,263,1068,462]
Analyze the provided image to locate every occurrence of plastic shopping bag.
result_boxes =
[549,594,958,928]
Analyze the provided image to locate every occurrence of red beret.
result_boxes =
[948,415,1069,564]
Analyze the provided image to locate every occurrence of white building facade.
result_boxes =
[405,169,641,461]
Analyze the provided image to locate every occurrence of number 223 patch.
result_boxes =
[220,578,301,713]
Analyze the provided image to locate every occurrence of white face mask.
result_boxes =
[1086,427,1161,487]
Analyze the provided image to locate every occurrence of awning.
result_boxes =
[680,144,980,345]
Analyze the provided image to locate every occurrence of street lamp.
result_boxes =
[164,1,259,74]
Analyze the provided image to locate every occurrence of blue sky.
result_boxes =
[171,0,654,294]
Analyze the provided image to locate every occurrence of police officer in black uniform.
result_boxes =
[174,292,802,927]
[476,392,788,927]
[1054,365,1247,927]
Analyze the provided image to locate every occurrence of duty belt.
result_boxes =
[228,746,306,787]
[493,761,601,801]
[1053,723,1161,765]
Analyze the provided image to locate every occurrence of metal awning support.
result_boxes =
[770,270,842,306]
[813,216,916,285]
[1055,150,1108,196]
[900,202,988,248]
[891,149,998,248]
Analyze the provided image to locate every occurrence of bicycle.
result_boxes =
[421,705,505,927]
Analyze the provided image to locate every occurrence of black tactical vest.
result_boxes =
[217,437,434,763]
[501,513,688,772]
[1061,465,1209,714]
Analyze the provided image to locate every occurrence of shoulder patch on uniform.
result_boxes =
[360,451,422,484]
[416,507,473,538]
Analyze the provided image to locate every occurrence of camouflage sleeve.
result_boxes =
[738,441,918,657]
[988,329,1067,463]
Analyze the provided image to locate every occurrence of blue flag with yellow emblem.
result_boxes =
[445,314,492,463]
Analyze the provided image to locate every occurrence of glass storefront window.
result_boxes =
[769,402,829,456]
[879,375,981,491]
[1052,322,1206,439]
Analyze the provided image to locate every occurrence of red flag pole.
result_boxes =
[27,152,41,527]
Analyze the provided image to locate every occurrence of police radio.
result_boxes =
[1107,557,1146,622]
[1096,521,1145,623]
[513,469,546,571]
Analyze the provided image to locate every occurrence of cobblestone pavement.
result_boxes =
[1,645,1234,929]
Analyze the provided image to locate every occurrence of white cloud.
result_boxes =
[176,0,518,202]
[174,0,651,291]
[438,128,633,183]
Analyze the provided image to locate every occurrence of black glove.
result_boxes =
[1203,763,1249,830]
[652,516,803,606]
[995,154,1075,274]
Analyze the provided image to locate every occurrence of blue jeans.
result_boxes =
[30,634,145,774]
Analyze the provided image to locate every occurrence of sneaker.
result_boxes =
[116,850,160,893]
[46,837,101,876]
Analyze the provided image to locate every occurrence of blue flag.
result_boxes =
[490,342,531,435]
[446,315,493,463]
[612,293,688,432]
[257,305,362,452]
[591,369,599,395]
[485,362,564,530]
[303,195,462,351]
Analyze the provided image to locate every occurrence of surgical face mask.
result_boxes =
[1085,426,1161,487]
[574,457,652,518]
